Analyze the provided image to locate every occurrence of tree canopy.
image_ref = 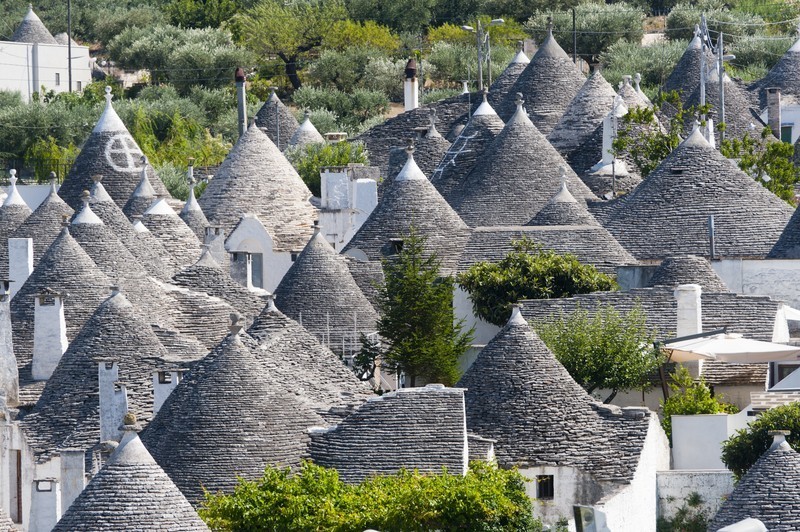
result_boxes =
[456,239,617,327]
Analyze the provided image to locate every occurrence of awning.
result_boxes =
[662,333,800,364]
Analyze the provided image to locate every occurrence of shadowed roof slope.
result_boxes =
[600,128,793,260]
[21,290,171,461]
[662,28,711,99]
[453,96,597,227]
[343,147,472,274]
[310,385,468,483]
[254,90,300,151]
[387,110,451,182]
[289,111,325,148]
[12,5,57,44]
[709,433,800,531]
[179,181,209,241]
[647,255,729,292]
[751,35,800,107]
[198,123,317,252]
[431,93,505,203]
[0,172,32,277]
[274,225,378,348]
[9,179,73,273]
[495,27,586,133]
[548,70,618,161]
[487,44,529,103]
[53,420,209,531]
[457,306,650,481]
[768,200,800,259]
[60,89,169,209]
[142,197,202,268]
[528,179,601,227]
[141,329,325,504]
[122,165,157,220]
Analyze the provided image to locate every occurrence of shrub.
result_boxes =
[457,238,618,327]
[362,57,407,102]
[303,109,341,136]
[600,40,686,91]
[656,492,709,532]
[666,3,764,43]
[164,0,240,29]
[422,88,463,104]
[722,402,800,479]
[200,461,541,531]
[284,141,369,196]
[0,91,23,110]
[293,86,389,130]
[308,47,384,92]
[23,136,78,182]
[427,18,528,48]
[661,365,738,443]
[729,34,795,72]
[88,6,166,46]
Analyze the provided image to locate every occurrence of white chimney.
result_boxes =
[32,289,68,381]
[28,478,61,532]
[674,284,702,337]
[59,449,86,513]
[0,280,18,406]
[8,237,33,298]
[153,369,183,414]
[404,58,419,112]
[98,361,128,442]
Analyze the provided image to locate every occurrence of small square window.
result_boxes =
[55,73,60,86]
[536,475,554,500]
[781,125,793,144]
[76,81,82,91]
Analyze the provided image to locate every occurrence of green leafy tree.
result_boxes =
[535,303,662,403]
[292,86,389,131]
[199,461,541,531]
[233,0,347,89]
[346,0,438,33]
[322,20,401,53]
[23,136,79,182]
[722,401,800,479]
[660,365,738,443]
[377,230,473,387]
[720,128,800,204]
[456,239,617,327]
[165,0,241,29]
[284,140,369,196]
[600,40,686,91]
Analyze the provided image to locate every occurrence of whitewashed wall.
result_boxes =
[712,258,800,313]
[672,410,750,470]
[656,470,734,522]
[0,41,91,102]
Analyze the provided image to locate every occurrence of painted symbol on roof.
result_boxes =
[104,135,144,173]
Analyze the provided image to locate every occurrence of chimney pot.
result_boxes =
[235,67,246,83]
[769,430,791,450]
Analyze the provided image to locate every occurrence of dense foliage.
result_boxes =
[600,40,685,90]
[457,239,617,327]
[376,230,473,387]
[199,461,541,531]
[284,140,369,196]
[535,303,662,403]
[722,401,800,479]
[660,365,738,442]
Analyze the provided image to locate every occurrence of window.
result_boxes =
[772,363,800,387]
[536,475,554,500]
[55,73,60,86]
[251,253,264,289]
[76,81,82,91]
[781,125,793,144]
[9,450,21,523]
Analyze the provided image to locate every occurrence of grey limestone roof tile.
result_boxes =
[598,128,793,260]
[768,203,800,258]
[451,97,598,227]
[142,198,203,269]
[11,5,57,44]
[646,255,729,292]
[60,93,170,210]
[140,330,326,504]
[456,306,650,482]
[662,30,711,101]
[343,148,472,275]
[0,175,32,278]
[310,384,467,483]
[179,185,209,241]
[254,90,300,151]
[430,93,505,203]
[8,180,73,275]
[548,70,619,161]
[122,168,157,220]
[160,283,240,350]
[274,226,378,350]
[487,47,529,103]
[457,225,635,276]
[345,257,384,310]
[171,247,268,320]
[53,424,209,531]
[573,125,645,197]
[709,436,800,531]
[0,507,12,531]
[10,227,113,385]
[527,180,601,227]
[289,112,326,148]
[20,290,172,462]
[198,123,317,252]
[494,28,586,134]
[386,111,451,182]
[751,36,800,108]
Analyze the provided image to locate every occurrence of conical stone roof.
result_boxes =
[9,178,73,274]
[618,75,652,110]
[289,111,325,148]
[0,171,32,277]
[769,203,800,258]
[142,198,202,268]
[495,27,586,134]
[141,330,325,504]
[179,181,209,241]
[21,290,171,461]
[122,165,157,220]
[10,228,112,382]
[453,96,597,227]
[662,28,712,100]
[344,147,472,274]
[198,123,317,252]
[274,225,378,349]
[709,432,800,531]
[431,93,506,203]
[12,5,57,44]
[172,247,268,319]
[527,178,600,226]
[60,89,170,209]
[0,507,12,532]
[600,128,793,260]
[387,110,451,182]
[253,90,300,151]
[487,44,529,105]
[752,35,800,107]
[90,179,178,280]
[685,66,760,141]
[548,70,618,162]
[456,306,650,481]
[647,255,729,292]
[53,420,209,531]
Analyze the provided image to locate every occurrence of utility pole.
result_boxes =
[572,9,577,64]
[67,0,72,92]
[699,14,707,123]
[718,31,725,143]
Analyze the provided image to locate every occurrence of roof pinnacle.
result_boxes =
[104,86,113,107]
[547,16,554,34]
[229,312,244,335]
[9,169,17,187]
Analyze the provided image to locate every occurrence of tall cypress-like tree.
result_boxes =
[376,229,473,387]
